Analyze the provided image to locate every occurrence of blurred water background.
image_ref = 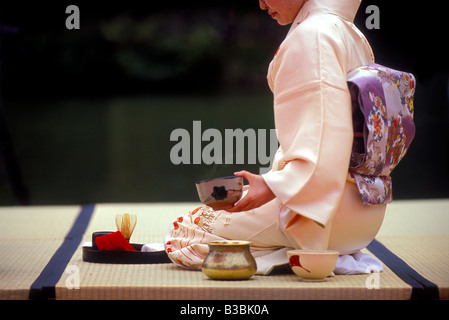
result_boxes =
[0,0,448,205]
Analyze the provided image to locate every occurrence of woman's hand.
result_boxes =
[226,170,275,212]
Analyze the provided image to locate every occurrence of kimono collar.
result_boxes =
[288,0,361,35]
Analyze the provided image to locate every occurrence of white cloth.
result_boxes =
[334,252,384,275]
[255,249,384,275]
[141,243,165,252]
[253,247,293,275]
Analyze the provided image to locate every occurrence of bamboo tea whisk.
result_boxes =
[115,213,137,240]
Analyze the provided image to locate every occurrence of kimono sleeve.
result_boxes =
[262,23,354,227]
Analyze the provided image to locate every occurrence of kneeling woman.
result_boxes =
[165,0,386,274]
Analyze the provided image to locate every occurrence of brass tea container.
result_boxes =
[202,240,257,280]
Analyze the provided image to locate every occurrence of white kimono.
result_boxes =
[165,0,386,274]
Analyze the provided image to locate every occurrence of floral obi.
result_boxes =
[347,64,416,205]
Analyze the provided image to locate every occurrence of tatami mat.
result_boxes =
[56,261,412,300]
[376,199,449,299]
[0,206,81,299]
[375,235,449,299]
[1,200,448,300]
[55,202,416,300]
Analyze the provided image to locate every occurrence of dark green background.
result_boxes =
[0,1,448,205]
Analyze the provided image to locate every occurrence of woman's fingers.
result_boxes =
[226,170,275,212]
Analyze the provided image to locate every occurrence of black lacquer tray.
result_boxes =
[82,243,172,264]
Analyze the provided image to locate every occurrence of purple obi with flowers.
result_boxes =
[347,64,416,205]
